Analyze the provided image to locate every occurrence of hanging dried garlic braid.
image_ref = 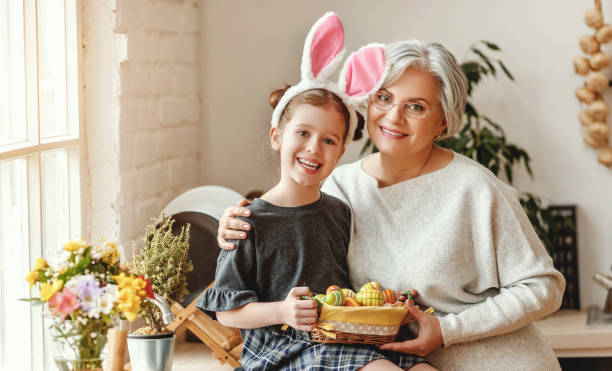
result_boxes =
[574,0,612,167]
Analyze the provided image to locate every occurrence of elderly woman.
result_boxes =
[217,40,565,370]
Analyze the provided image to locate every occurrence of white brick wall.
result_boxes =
[82,0,202,259]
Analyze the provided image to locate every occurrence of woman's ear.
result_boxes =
[437,119,447,138]
[270,127,282,151]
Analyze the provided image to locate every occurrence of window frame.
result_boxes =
[0,0,86,369]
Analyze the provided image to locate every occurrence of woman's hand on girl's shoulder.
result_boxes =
[379,301,443,357]
[217,199,252,250]
[280,287,318,332]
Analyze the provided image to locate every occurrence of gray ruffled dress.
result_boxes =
[196,193,427,370]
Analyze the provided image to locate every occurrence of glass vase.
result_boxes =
[45,314,117,371]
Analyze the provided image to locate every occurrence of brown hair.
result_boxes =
[269,85,364,141]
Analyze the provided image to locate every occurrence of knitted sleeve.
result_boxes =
[437,180,566,345]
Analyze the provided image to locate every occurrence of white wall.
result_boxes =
[83,0,202,259]
[200,0,612,308]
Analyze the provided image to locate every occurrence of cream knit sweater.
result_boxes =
[321,152,565,347]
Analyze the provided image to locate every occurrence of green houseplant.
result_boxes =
[127,214,193,371]
[361,40,562,254]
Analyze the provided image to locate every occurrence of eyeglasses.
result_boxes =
[369,92,439,119]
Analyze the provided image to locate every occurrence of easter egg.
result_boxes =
[355,289,384,306]
[344,297,361,307]
[341,288,356,298]
[360,281,381,292]
[323,290,346,306]
[314,294,326,308]
[326,285,342,295]
[381,289,400,304]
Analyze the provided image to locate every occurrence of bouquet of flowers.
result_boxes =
[24,239,154,369]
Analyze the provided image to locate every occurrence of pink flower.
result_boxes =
[48,288,80,322]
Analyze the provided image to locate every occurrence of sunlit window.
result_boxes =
[0,1,80,370]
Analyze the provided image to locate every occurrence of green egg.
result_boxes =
[314,294,326,308]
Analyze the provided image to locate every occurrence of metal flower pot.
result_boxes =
[127,332,175,371]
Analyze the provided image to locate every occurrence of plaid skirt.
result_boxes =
[238,326,427,370]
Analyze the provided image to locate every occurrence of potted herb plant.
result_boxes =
[126,214,193,371]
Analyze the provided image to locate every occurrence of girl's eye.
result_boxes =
[405,103,425,113]
[297,130,309,137]
[323,138,335,145]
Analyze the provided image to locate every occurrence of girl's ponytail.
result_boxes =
[269,84,291,109]
[352,112,365,141]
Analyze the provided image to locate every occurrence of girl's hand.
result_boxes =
[379,301,443,357]
[280,287,318,331]
[217,199,252,250]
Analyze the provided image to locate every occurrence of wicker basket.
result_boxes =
[311,328,396,345]
[310,304,408,345]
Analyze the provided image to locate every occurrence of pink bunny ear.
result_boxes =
[339,43,387,100]
[301,12,345,81]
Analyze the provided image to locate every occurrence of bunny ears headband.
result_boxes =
[271,12,388,142]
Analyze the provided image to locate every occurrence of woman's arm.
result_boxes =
[216,287,318,331]
[217,199,252,250]
[382,181,565,356]
[431,183,565,346]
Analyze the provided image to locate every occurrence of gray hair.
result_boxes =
[383,40,468,138]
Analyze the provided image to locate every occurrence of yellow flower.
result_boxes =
[40,279,64,301]
[112,273,152,321]
[117,287,142,321]
[25,271,39,288]
[63,239,87,253]
[33,258,47,270]
[102,242,120,265]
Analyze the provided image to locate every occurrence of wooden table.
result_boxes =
[533,309,612,357]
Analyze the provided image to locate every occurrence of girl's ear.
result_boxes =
[270,126,282,151]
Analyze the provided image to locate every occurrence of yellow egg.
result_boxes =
[360,281,381,292]
[323,290,346,306]
[355,289,384,306]
[341,288,356,298]
[326,285,342,295]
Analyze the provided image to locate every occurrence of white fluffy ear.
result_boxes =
[339,43,388,103]
[301,12,346,82]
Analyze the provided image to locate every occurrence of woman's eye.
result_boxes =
[405,103,425,113]
[323,138,335,145]
[297,130,309,137]
[376,94,392,103]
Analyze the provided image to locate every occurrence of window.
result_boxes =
[0,1,81,370]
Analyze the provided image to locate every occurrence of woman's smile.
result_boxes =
[379,125,409,138]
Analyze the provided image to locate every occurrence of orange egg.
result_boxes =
[382,289,400,304]
[326,285,342,295]
[344,297,361,307]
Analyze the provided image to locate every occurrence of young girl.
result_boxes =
[196,12,434,371]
